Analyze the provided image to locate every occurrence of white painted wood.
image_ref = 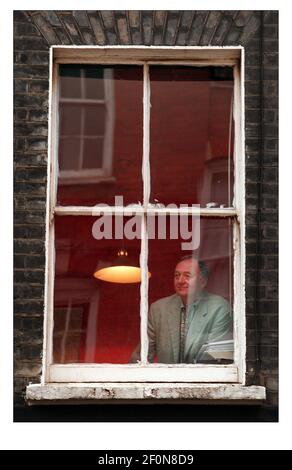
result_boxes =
[50,62,59,212]
[54,205,145,216]
[232,59,246,383]
[232,220,240,368]
[140,63,151,364]
[54,206,238,217]
[140,215,149,364]
[42,47,54,384]
[240,57,247,385]
[26,383,266,403]
[45,222,55,376]
[144,207,237,216]
[231,64,241,375]
[44,45,246,389]
[143,63,150,207]
[49,364,238,383]
[238,51,246,383]
[44,60,60,379]
[233,64,241,213]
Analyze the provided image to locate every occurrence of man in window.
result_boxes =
[131,255,232,364]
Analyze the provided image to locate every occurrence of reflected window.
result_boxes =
[57,65,143,206]
[59,65,114,182]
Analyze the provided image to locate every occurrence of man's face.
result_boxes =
[174,259,206,302]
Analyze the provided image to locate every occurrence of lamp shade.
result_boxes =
[93,249,151,284]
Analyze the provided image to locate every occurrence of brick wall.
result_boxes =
[244,11,278,407]
[14,11,49,404]
[14,10,278,412]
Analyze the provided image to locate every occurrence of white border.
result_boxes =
[2,0,286,453]
[43,45,244,384]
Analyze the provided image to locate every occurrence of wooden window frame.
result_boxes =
[42,46,246,386]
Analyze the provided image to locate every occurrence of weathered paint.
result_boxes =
[49,364,238,383]
[26,383,265,404]
[44,45,245,389]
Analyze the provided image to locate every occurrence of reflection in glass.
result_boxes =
[145,216,233,364]
[57,65,143,206]
[150,66,234,207]
[53,216,141,364]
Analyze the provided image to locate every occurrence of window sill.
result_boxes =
[26,383,266,405]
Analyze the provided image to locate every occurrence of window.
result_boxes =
[44,47,245,385]
[58,65,115,185]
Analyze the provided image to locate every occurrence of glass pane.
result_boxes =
[145,216,233,364]
[53,215,141,364]
[150,66,234,207]
[59,137,80,171]
[84,65,105,99]
[57,65,143,206]
[60,65,81,98]
[83,138,103,169]
[84,105,106,135]
[59,104,81,135]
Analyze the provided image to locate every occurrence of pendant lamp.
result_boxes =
[93,249,151,284]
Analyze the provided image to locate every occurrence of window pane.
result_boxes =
[84,105,106,136]
[83,138,103,169]
[57,65,143,206]
[60,65,81,98]
[146,216,234,364]
[150,66,234,207]
[53,215,141,364]
[59,137,80,171]
[84,65,105,99]
[59,104,81,135]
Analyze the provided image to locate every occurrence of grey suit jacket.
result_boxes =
[147,291,232,364]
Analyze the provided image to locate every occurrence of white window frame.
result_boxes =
[43,46,246,386]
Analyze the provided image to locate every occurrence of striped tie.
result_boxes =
[179,306,187,363]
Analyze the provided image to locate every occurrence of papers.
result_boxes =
[196,339,234,363]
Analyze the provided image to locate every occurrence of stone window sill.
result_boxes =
[26,383,266,405]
